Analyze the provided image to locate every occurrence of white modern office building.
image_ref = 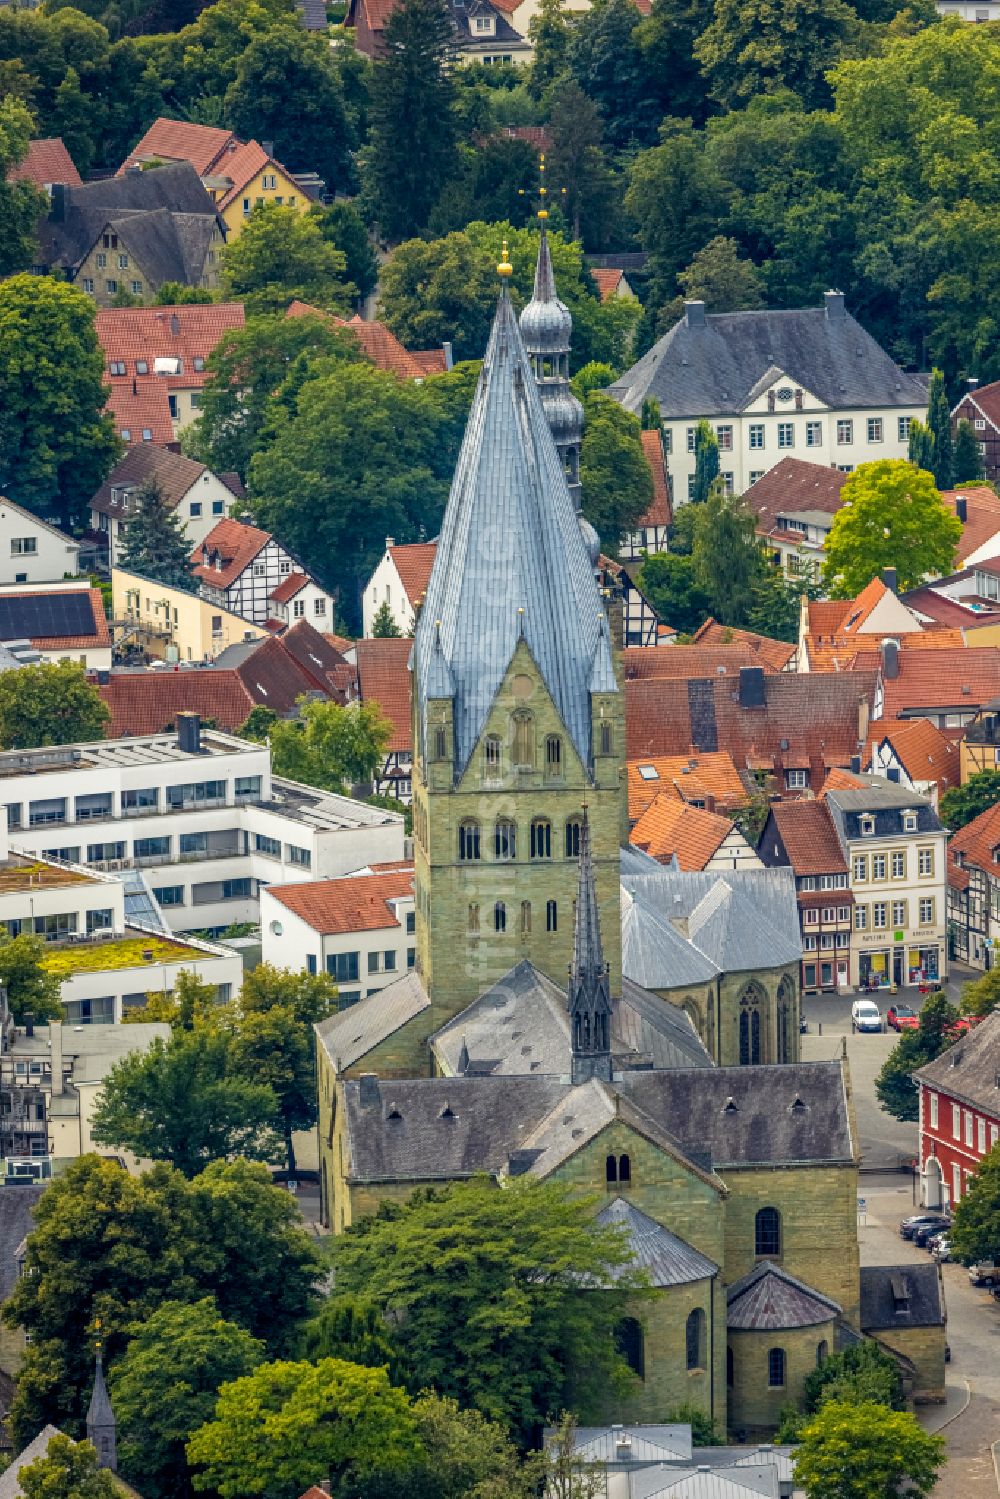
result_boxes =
[0,716,405,935]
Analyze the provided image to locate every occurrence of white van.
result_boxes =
[851,999,883,1033]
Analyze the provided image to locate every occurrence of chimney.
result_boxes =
[956,495,968,523]
[50,1021,63,1096]
[359,1073,380,1107]
[882,567,897,594]
[385,536,395,551]
[881,638,899,680]
[824,289,846,320]
[738,666,766,708]
[442,340,454,371]
[261,140,274,157]
[684,300,706,327]
[968,377,980,391]
[176,711,201,755]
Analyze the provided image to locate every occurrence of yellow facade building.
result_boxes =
[112,567,264,663]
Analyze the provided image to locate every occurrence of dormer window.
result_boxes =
[474,13,495,30]
[903,813,917,832]
[860,815,875,836]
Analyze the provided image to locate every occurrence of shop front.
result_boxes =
[857,943,940,989]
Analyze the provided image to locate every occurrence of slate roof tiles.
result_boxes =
[596,1197,718,1286]
[726,1261,841,1330]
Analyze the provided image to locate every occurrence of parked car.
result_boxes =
[932,1237,952,1263]
[914,1218,952,1247]
[900,1214,949,1240]
[852,999,883,1033]
[887,1003,919,1032]
[968,1260,1000,1286]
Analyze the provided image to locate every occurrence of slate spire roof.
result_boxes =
[413,278,612,774]
[520,220,584,510]
[568,809,613,1083]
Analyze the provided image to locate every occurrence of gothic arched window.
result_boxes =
[530,818,551,860]
[458,820,480,862]
[738,981,765,1065]
[512,710,534,769]
[565,818,581,858]
[606,1153,617,1184]
[768,1348,786,1387]
[600,721,613,756]
[484,735,501,780]
[618,1152,631,1183]
[777,975,795,1064]
[546,899,558,932]
[545,735,562,775]
[755,1206,781,1257]
[494,901,506,934]
[494,818,516,861]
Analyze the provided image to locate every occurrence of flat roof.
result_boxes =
[0,729,264,780]
[40,926,226,978]
[262,777,404,832]
[0,856,102,894]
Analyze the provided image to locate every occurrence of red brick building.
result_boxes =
[915,1011,1000,1211]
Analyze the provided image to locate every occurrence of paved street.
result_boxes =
[802,965,1000,1494]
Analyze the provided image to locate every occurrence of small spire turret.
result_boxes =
[568,808,613,1085]
[86,1321,117,1473]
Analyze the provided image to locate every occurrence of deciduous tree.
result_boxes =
[118,477,194,588]
[950,1141,1000,1264]
[0,933,63,1024]
[330,1177,643,1439]
[793,1400,943,1499]
[185,1358,421,1498]
[19,1435,118,1499]
[940,768,1000,831]
[822,461,961,597]
[657,235,764,333]
[637,553,710,635]
[695,0,860,111]
[91,1027,284,1177]
[876,994,961,1122]
[802,1340,904,1412]
[221,204,354,316]
[362,1392,531,1499]
[262,699,391,792]
[959,966,1000,1020]
[229,964,339,1174]
[0,97,48,275]
[0,275,119,528]
[109,1299,265,1499]
[0,660,110,749]
[579,392,652,550]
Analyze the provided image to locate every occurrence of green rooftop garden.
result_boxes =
[42,934,198,977]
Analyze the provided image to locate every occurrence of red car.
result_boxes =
[887,1004,919,1031]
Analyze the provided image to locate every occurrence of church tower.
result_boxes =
[568,809,613,1085]
[411,243,624,1026]
[519,174,584,511]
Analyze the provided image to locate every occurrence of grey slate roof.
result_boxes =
[914,1009,1000,1112]
[607,299,929,418]
[553,1423,693,1463]
[0,1427,63,1499]
[316,971,430,1071]
[727,1261,841,1331]
[631,1468,781,1499]
[824,784,942,845]
[859,1263,945,1331]
[615,1061,855,1168]
[621,868,801,984]
[0,1185,43,1301]
[596,1197,718,1286]
[413,284,613,775]
[40,162,222,275]
[429,958,712,1077]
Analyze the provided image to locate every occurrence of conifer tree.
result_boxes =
[691,419,720,504]
[372,601,403,637]
[118,479,194,590]
[368,0,457,240]
[927,369,955,491]
[953,418,985,483]
[907,418,935,474]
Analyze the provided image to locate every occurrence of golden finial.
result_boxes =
[498,239,512,278]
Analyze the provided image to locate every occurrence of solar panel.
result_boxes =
[0,593,95,641]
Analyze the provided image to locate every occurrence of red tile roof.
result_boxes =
[625,670,877,789]
[355,637,412,752]
[286,302,431,380]
[867,717,960,795]
[947,801,1000,875]
[233,635,319,715]
[941,485,1000,564]
[638,429,671,528]
[192,518,271,590]
[591,268,627,302]
[280,619,353,699]
[269,573,308,605]
[389,542,437,609]
[956,380,1000,436]
[626,751,749,821]
[99,669,255,736]
[747,456,848,538]
[689,618,797,671]
[214,139,304,211]
[622,644,778,680]
[105,381,176,448]
[879,646,1000,718]
[120,119,237,177]
[269,869,414,934]
[10,137,81,189]
[629,793,736,870]
[410,348,449,375]
[96,304,246,390]
[766,800,847,876]
[4,588,109,652]
[820,766,868,795]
